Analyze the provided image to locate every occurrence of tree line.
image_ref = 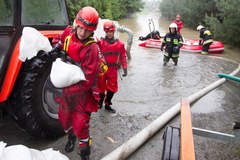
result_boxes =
[66,0,144,21]
[159,0,240,47]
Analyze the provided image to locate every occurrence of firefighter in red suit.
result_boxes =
[51,6,100,160]
[98,20,128,113]
[172,15,183,34]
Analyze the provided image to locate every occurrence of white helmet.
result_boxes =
[169,23,178,29]
[196,25,204,31]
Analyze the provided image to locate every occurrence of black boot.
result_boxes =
[79,146,90,160]
[105,105,116,113]
[98,93,105,109]
[173,59,178,66]
[65,132,76,153]
[104,90,116,113]
[79,138,91,160]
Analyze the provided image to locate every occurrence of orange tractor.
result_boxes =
[0,0,71,138]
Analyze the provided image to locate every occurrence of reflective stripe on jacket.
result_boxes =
[200,28,213,45]
[162,32,183,57]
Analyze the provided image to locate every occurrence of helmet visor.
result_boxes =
[77,15,98,27]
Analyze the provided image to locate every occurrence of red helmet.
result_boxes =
[75,6,99,31]
[103,20,116,32]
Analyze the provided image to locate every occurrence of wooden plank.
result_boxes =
[180,98,195,160]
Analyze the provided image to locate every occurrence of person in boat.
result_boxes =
[98,20,128,113]
[51,6,100,160]
[172,15,183,34]
[160,23,183,66]
[196,25,214,55]
[138,30,162,41]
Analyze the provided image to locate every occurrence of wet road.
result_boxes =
[1,8,240,160]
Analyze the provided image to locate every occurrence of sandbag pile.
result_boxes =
[0,141,69,160]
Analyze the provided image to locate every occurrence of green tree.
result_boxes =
[66,0,143,21]
[205,0,240,46]
[160,0,240,46]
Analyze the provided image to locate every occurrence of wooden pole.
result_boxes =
[180,98,195,160]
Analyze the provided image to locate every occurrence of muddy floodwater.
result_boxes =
[1,8,240,160]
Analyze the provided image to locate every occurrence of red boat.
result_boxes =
[138,38,224,54]
[181,39,224,54]
[138,38,163,49]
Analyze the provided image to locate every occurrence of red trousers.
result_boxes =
[58,90,95,139]
[98,66,118,93]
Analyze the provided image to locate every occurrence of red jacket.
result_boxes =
[98,37,127,69]
[172,20,183,34]
[52,26,100,112]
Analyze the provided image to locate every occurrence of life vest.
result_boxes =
[63,33,108,77]
[200,28,213,45]
[100,38,122,66]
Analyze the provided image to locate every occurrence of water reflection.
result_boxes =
[113,10,240,115]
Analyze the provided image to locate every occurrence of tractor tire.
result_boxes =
[10,51,65,138]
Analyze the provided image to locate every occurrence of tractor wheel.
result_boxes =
[10,51,65,138]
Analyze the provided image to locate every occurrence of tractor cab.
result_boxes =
[0,0,70,138]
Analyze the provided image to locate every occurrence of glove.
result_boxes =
[122,68,127,77]
[60,52,76,65]
[49,44,61,60]
[199,40,202,46]
[139,36,144,41]
[173,46,179,53]
[50,44,61,53]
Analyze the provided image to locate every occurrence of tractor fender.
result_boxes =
[0,30,63,103]
[0,38,22,103]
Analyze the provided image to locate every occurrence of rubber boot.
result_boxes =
[79,138,92,160]
[98,93,105,109]
[104,90,116,113]
[173,58,178,66]
[65,131,76,153]
[105,105,116,113]
[79,146,90,160]
[233,122,240,129]
[163,56,169,66]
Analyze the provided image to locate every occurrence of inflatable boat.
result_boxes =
[181,39,224,54]
[138,38,163,49]
[139,38,224,54]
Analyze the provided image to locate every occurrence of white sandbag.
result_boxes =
[50,58,86,88]
[41,148,69,160]
[29,149,46,160]
[1,144,32,160]
[0,141,7,159]
[0,141,69,160]
[19,27,52,62]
